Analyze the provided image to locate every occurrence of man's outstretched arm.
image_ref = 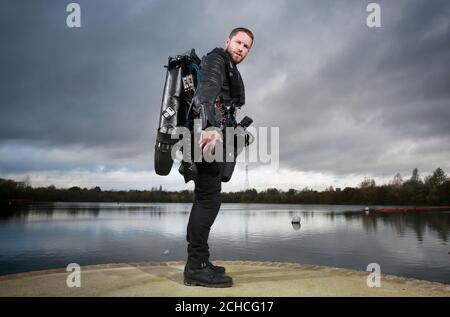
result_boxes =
[192,52,226,129]
[193,52,226,154]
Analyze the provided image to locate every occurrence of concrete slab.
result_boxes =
[0,261,449,297]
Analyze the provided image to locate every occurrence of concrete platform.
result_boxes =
[0,261,449,297]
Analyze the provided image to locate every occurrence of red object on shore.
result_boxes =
[374,206,450,213]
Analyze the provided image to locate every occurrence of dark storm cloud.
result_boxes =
[244,0,450,176]
[0,0,449,184]
[0,0,215,172]
[0,0,275,172]
[320,0,450,137]
[1,0,178,146]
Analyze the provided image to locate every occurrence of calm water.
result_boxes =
[0,202,449,284]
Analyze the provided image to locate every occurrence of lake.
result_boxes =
[0,202,449,284]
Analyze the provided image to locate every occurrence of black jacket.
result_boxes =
[192,48,245,130]
[181,48,246,183]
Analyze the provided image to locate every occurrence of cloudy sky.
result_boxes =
[1,0,449,192]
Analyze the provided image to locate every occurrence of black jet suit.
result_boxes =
[184,47,245,268]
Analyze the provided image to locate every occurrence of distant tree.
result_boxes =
[359,177,376,188]
[424,168,448,204]
[410,168,421,183]
[436,180,450,204]
[286,189,297,195]
[426,168,448,187]
[391,173,403,187]
[22,175,31,188]
[2,169,450,206]
[402,168,425,205]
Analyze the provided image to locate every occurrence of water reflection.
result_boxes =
[1,203,449,242]
[0,203,449,284]
[341,211,450,242]
[0,202,192,221]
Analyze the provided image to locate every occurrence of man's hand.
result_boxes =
[198,130,223,155]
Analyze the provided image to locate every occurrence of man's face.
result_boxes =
[225,31,253,64]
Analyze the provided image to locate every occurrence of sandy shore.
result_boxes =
[1,261,449,297]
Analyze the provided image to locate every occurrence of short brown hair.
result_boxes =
[229,27,254,46]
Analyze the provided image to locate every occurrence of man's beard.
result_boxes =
[226,46,242,64]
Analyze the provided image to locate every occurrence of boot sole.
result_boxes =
[184,278,233,288]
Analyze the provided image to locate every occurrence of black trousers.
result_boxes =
[186,161,223,267]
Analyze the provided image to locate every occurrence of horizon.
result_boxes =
[2,165,447,193]
[1,1,449,192]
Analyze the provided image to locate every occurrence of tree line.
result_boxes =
[1,168,449,206]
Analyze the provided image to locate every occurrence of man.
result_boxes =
[183,27,254,288]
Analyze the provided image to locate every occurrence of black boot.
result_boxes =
[206,261,226,274]
[184,263,233,288]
